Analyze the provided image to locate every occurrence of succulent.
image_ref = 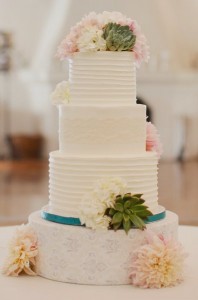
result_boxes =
[102,22,136,51]
[105,193,153,234]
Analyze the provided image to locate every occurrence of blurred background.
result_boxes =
[0,0,198,226]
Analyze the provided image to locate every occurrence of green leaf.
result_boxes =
[113,222,122,231]
[114,203,124,212]
[136,210,153,218]
[108,208,116,216]
[132,194,143,199]
[123,213,130,222]
[123,219,131,234]
[129,214,146,230]
[123,193,132,201]
[132,205,149,212]
[112,212,123,224]
[125,208,131,215]
[115,195,123,204]
[124,200,131,209]
[130,198,145,206]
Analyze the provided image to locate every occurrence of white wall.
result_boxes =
[0,0,198,158]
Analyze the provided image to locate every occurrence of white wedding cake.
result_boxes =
[27,12,183,287]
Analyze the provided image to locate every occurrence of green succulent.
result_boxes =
[102,22,136,51]
[105,193,153,234]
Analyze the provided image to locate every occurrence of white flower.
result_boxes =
[3,225,38,276]
[79,177,127,230]
[76,26,106,52]
[80,210,111,230]
[94,177,127,208]
[51,81,70,104]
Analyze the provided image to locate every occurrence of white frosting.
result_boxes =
[59,104,146,156]
[29,210,178,285]
[48,151,159,217]
[69,52,136,105]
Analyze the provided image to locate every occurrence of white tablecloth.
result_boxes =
[0,225,198,300]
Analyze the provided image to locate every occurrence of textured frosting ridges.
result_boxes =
[49,151,159,218]
[69,52,136,105]
[29,211,178,285]
[59,104,146,155]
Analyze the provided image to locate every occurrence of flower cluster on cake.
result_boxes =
[3,11,186,288]
[56,11,149,66]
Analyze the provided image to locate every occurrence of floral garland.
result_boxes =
[56,11,149,67]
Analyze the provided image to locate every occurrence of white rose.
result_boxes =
[51,81,70,104]
[76,26,106,52]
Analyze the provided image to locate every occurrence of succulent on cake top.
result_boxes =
[56,11,149,67]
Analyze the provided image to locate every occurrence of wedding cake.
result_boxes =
[4,12,185,289]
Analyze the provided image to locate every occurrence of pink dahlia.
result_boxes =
[146,122,162,159]
[129,232,186,288]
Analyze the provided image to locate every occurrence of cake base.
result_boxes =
[29,211,178,285]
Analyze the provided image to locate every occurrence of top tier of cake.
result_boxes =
[68,51,136,106]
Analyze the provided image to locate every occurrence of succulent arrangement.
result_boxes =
[103,23,136,51]
[105,193,153,234]
[57,11,149,67]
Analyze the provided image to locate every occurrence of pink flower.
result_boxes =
[56,11,150,66]
[146,122,162,159]
[129,231,187,288]
[131,20,150,67]
[3,225,38,276]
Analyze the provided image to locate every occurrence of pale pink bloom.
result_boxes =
[146,122,162,159]
[100,11,128,26]
[129,231,187,288]
[3,225,38,276]
[56,11,149,66]
[81,11,102,28]
[131,20,150,67]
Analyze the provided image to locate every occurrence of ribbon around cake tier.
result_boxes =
[41,206,166,227]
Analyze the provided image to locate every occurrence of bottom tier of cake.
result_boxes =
[29,211,178,285]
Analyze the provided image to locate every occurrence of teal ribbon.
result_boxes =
[41,209,166,226]
[145,210,166,223]
[41,210,81,226]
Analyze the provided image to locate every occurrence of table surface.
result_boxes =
[0,225,198,300]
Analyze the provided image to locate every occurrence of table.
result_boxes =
[0,225,198,300]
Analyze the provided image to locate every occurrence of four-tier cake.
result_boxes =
[4,12,185,288]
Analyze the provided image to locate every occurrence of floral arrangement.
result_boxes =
[129,231,186,288]
[56,11,149,67]
[51,81,70,104]
[146,122,163,159]
[79,177,152,233]
[3,225,38,276]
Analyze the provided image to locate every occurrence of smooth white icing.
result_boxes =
[29,211,178,285]
[48,151,159,217]
[59,104,146,155]
[69,52,136,105]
